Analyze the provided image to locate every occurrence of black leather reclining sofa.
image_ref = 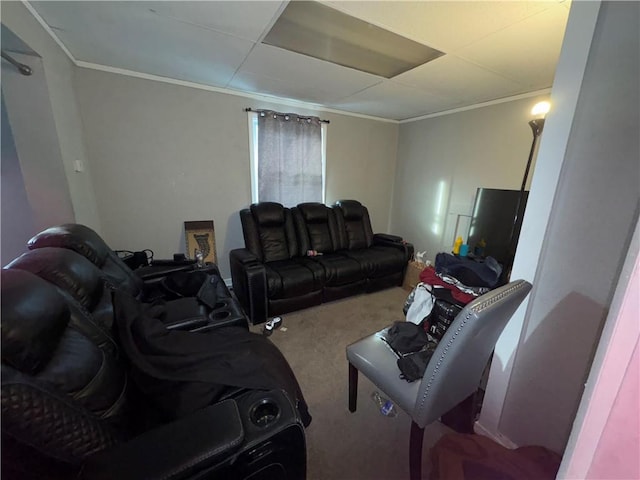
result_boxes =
[230,200,414,324]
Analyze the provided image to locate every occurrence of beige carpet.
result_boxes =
[251,287,452,480]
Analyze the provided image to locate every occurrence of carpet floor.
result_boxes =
[250,287,453,480]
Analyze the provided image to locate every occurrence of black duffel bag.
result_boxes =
[435,252,502,288]
[384,321,438,382]
[385,321,429,355]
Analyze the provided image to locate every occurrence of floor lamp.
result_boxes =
[503,101,550,282]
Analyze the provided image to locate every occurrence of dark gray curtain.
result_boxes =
[257,111,322,206]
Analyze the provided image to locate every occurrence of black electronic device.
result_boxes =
[467,188,529,281]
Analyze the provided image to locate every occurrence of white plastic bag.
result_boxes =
[405,282,435,325]
[415,251,427,263]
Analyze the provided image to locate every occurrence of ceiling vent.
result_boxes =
[263,1,444,79]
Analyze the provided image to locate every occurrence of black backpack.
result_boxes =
[397,347,437,382]
[384,322,438,382]
[385,321,429,355]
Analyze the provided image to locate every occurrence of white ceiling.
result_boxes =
[28,1,571,121]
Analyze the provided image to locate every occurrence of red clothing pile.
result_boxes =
[419,266,475,305]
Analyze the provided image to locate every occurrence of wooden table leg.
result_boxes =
[348,363,358,412]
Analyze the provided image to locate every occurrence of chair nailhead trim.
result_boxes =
[414,281,526,424]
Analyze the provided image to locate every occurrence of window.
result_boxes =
[248,110,326,206]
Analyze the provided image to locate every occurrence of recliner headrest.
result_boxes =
[336,200,365,221]
[28,224,110,267]
[297,203,329,223]
[1,269,70,375]
[5,248,104,311]
[251,202,286,227]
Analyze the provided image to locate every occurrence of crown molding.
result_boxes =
[399,88,553,124]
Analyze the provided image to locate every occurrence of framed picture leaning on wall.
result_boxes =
[184,220,216,264]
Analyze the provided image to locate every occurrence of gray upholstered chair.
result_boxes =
[346,279,532,480]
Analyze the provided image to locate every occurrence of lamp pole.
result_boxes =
[521,118,545,192]
[502,115,546,284]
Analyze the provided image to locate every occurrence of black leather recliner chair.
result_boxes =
[1,263,306,479]
[26,224,247,331]
[332,200,409,292]
[27,223,150,297]
[293,203,367,302]
[28,223,221,298]
[230,200,413,324]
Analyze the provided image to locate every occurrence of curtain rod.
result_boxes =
[244,108,330,124]
[1,51,32,76]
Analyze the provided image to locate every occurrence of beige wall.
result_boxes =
[498,1,639,453]
[325,115,398,232]
[1,54,75,239]
[1,2,101,231]
[74,68,399,277]
[390,94,549,260]
[1,92,36,264]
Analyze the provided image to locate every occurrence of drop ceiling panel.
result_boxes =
[30,1,255,86]
[232,43,383,99]
[394,55,528,104]
[229,71,343,105]
[325,1,558,52]
[328,81,460,120]
[138,1,285,42]
[455,5,570,88]
[262,0,443,78]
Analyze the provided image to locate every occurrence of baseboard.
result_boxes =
[473,420,519,449]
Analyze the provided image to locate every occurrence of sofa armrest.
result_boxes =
[373,234,415,262]
[135,261,220,281]
[373,233,403,243]
[229,248,260,266]
[229,249,268,325]
[80,400,244,480]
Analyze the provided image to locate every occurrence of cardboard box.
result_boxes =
[402,261,427,291]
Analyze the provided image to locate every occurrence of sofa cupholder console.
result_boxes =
[194,297,247,332]
[212,389,306,479]
[250,398,281,428]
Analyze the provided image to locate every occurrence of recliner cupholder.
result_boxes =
[214,301,227,309]
[249,398,280,428]
[212,311,230,320]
